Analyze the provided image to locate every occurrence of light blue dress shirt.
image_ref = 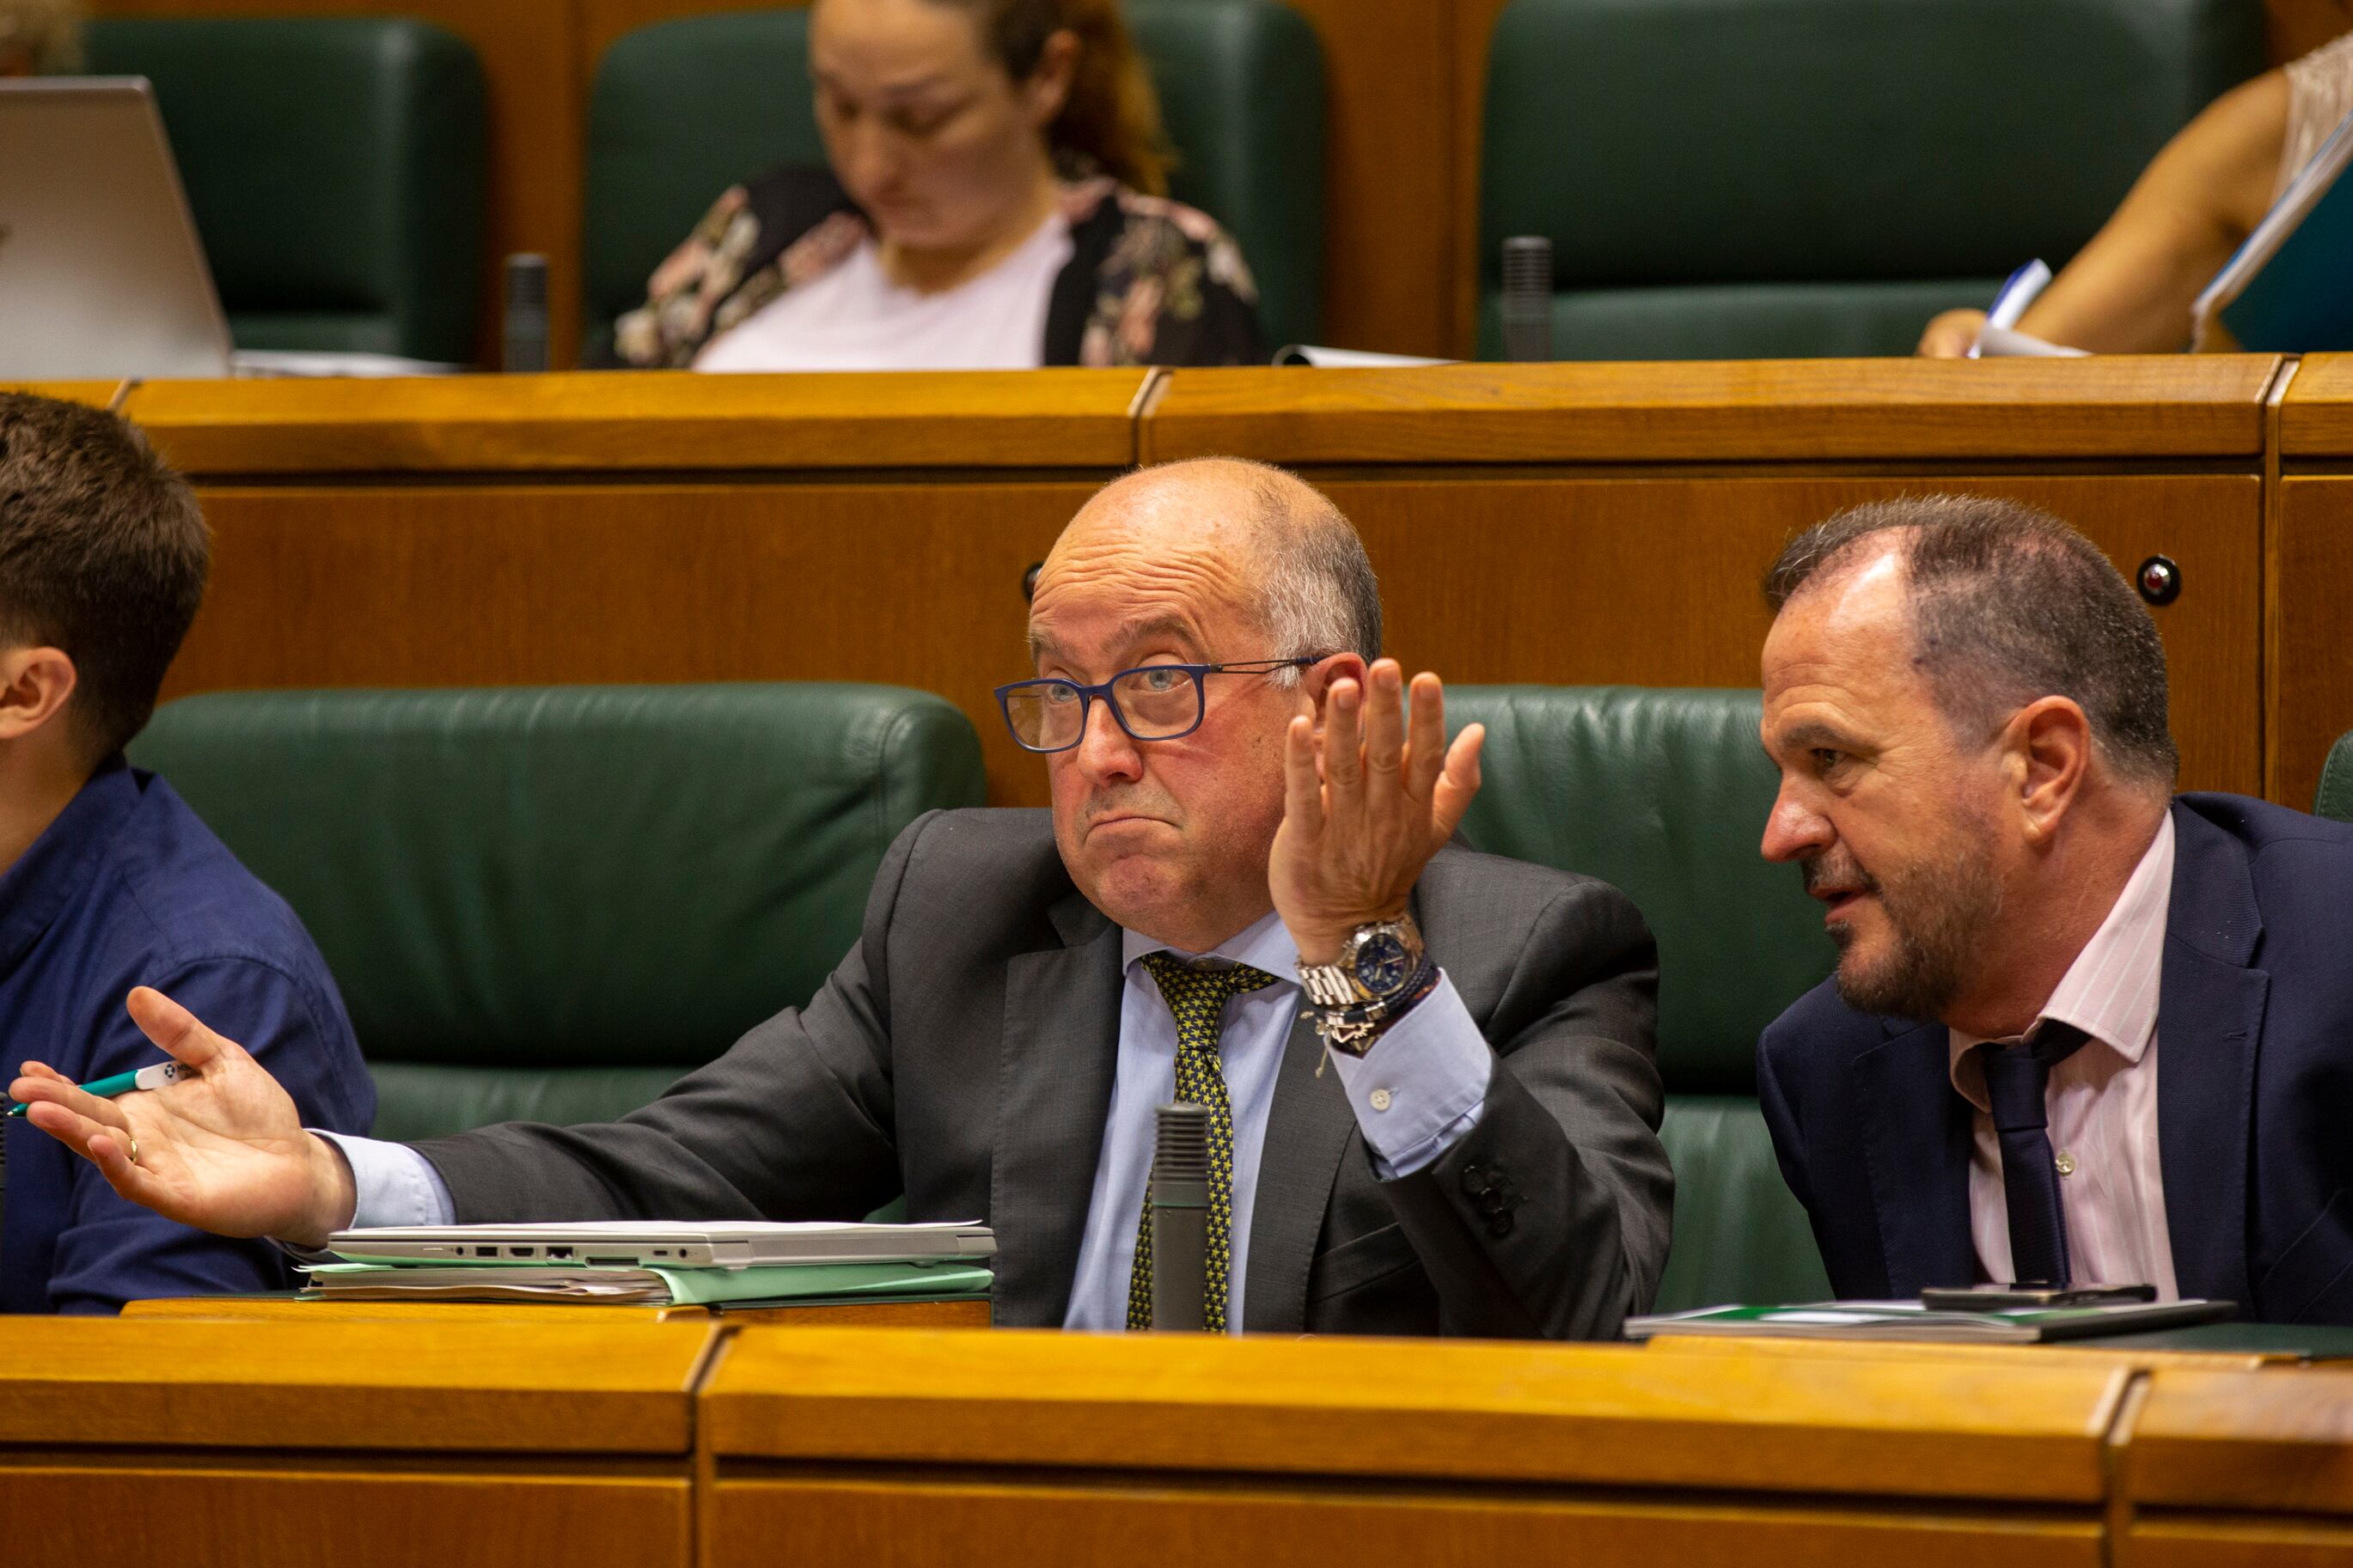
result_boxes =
[315,909,1494,1332]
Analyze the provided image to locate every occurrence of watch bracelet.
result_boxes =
[1311,955,1442,1056]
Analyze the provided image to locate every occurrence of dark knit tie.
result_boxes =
[1125,952,1275,1332]
[1977,1021,2091,1285]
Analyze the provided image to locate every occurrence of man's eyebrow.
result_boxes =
[1027,614,1203,668]
[1774,721,1863,753]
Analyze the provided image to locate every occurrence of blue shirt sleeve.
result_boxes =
[311,1131,456,1228]
[1321,972,1491,1178]
[42,956,376,1314]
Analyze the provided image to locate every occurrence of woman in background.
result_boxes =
[1918,28,2353,356]
[0,0,83,76]
[616,0,1264,371]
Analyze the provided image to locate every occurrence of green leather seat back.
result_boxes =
[584,1,1323,356]
[1447,686,1837,1308]
[2318,730,2353,821]
[1477,0,2263,360]
[83,17,487,363]
[128,685,986,1141]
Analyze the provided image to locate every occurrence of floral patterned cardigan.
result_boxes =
[613,167,1268,369]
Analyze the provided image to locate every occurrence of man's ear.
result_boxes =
[1296,653,1368,726]
[0,647,77,745]
[2005,696,2093,847]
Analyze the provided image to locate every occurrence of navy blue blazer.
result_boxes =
[1757,793,2353,1325]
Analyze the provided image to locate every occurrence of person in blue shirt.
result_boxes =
[0,390,371,1314]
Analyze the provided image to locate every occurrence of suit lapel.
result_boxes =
[1242,1005,1357,1332]
[1855,1020,1977,1293]
[988,891,1122,1327]
[2156,802,2268,1308]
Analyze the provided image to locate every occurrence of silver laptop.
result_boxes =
[0,78,234,380]
[324,1220,999,1270]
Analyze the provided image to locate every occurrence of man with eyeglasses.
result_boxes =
[16,457,1671,1339]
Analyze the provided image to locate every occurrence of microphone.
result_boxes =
[1148,1101,1212,1332]
[503,253,549,374]
[1500,235,1554,363]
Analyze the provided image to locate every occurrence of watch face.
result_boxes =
[1353,930,1412,998]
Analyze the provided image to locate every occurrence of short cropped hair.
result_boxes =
[1241,463,1382,682]
[0,393,209,759]
[1765,494,2178,789]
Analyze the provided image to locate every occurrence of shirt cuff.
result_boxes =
[1322,972,1492,1178]
[309,1130,457,1229]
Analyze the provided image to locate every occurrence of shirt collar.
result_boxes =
[0,755,140,981]
[1948,811,2175,1111]
[1121,908,1300,988]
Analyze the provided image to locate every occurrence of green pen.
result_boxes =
[6,1060,191,1117]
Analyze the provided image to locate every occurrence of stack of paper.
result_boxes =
[301,1259,993,1307]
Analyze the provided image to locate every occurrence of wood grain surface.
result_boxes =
[700,1327,2130,1504]
[152,467,2261,807]
[1140,357,2283,465]
[2121,1366,2353,1514]
[0,1467,690,1568]
[2118,1515,2353,1568]
[119,369,1150,474]
[0,1316,713,1453]
[1,381,128,409]
[2270,477,2353,812]
[158,479,1085,806]
[711,1474,2105,1568]
[88,0,586,370]
[2279,352,2353,455]
[1332,473,2263,796]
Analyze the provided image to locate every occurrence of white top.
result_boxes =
[692,212,1073,374]
[1947,813,2179,1296]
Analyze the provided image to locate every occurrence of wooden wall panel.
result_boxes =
[1332,474,2262,796]
[712,1474,2103,1568]
[88,0,587,370]
[160,482,1092,808]
[2272,478,2353,814]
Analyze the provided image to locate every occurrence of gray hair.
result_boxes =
[1765,494,2178,790]
[1238,462,1381,684]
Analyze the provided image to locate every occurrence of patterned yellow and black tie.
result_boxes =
[1126,952,1276,1332]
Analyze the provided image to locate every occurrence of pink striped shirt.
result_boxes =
[1947,814,2179,1296]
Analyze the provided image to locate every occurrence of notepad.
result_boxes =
[299,1259,994,1307]
[1625,1297,2235,1343]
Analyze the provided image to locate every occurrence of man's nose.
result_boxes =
[1071,696,1144,785]
[1760,779,1832,863]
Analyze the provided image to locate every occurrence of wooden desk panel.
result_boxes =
[711,1473,2103,1568]
[2273,476,2353,812]
[2279,351,2353,456]
[2118,1365,2353,1568]
[2,381,127,408]
[160,481,1086,807]
[0,1316,711,1453]
[1337,473,2261,796]
[121,369,1150,474]
[703,1328,2128,1504]
[0,1467,689,1568]
[1140,358,2282,466]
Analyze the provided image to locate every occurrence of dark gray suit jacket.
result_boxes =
[415,808,1671,1338]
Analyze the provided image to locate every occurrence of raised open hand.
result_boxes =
[9,986,357,1247]
[1270,659,1484,962]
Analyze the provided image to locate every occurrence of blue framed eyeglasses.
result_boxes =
[995,658,1320,753]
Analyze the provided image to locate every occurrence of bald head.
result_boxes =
[1036,457,1380,675]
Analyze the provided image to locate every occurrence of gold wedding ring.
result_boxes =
[127,1138,138,1165]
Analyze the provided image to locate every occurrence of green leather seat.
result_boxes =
[1476,0,2262,360]
[2318,731,2353,821]
[1448,686,1837,1309]
[584,1,1324,357]
[83,17,487,363]
[128,685,986,1141]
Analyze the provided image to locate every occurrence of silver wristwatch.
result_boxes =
[1296,914,1431,1056]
